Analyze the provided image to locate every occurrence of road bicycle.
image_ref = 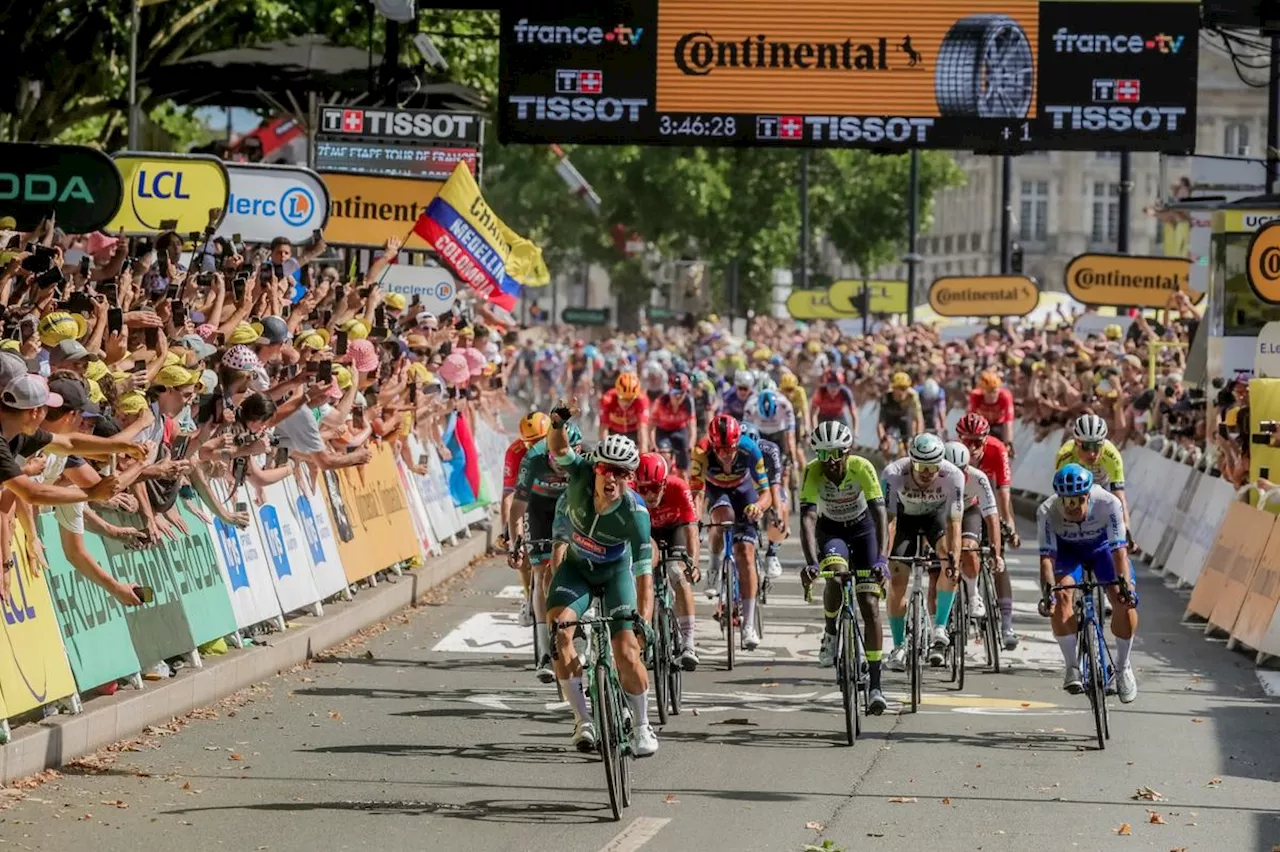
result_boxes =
[705,519,759,670]
[975,545,1001,674]
[652,538,693,725]
[552,596,651,820]
[516,536,555,671]
[945,557,969,691]
[896,539,940,714]
[816,563,875,745]
[1047,570,1121,750]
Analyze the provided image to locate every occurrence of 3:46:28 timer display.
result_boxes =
[658,115,737,137]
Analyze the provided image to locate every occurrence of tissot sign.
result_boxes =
[319,107,482,144]
[498,0,1200,152]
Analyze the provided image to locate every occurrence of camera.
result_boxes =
[1259,421,1279,435]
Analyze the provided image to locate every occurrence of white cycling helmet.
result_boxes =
[733,369,754,389]
[1073,413,1109,442]
[593,433,641,472]
[943,441,970,468]
[756,375,778,393]
[810,420,854,452]
[908,433,946,465]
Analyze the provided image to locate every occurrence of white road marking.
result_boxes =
[465,694,514,711]
[597,817,671,852]
[432,612,532,653]
[495,585,527,599]
[1257,670,1280,697]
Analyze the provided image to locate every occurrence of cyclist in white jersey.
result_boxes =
[943,442,1004,623]
[744,389,798,465]
[882,434,965,670]
[1038,463,1139,703]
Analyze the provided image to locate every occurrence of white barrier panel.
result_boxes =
[1164,473,1236,586]
[255,478,324,614]
[944,407,963,435]
[286,468,350,598]
[394,451,442,559]
[411,435,468,542]
[1122,445,1160,546]
[206,480,285,631]
[1152,466,1201,569]
[1134,451,1185,555]
[856,402,879,449]
[1012,427,1062,497]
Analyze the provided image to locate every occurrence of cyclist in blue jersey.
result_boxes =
[742,422,786,580]
[720,369,755,421]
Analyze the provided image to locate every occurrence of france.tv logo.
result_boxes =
[513,19,643,47]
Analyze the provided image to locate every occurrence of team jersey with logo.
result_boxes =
[503,439,529,494]
[961,465,999,517]
[514,439,571,502]
[743,392,796,435]
[551,447,652,574]
[1038,485,1127,556]
[651,392,696,432]
[719,387,751,421]
[688,435,771,494]
[782,386,809,426]
[799,454,883,523]
[648,474,699,530]
[812,385,856,418]
[599,388,650,435]
[974,434,1012,488]
[756,436,782,487]
[1054,438,1125,490]
[968,387,1015,425]
[882,457,965,519]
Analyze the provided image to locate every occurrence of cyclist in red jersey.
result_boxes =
[649,373,697,475]
[968,371,1016,448]
[600,372,651,452]
[635,453,702,670]
[810,369,858,433]
[956,412,1020,650]
[502,412,551,627]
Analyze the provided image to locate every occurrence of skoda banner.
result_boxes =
[216,163,329,245]
[106,152,230,236]
[0,143,123,233]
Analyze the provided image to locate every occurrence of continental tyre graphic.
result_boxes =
[935,15,1033,118]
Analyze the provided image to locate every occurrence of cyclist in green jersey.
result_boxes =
[545,405,658,757]
[799,421,891,715]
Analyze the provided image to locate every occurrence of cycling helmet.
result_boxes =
[1073,413,1108,442]
[756,375,778,393]
[655,436,674,452]
[593,433,641,471]
[810,420,854,452]
[564,422,584,447]
[891,371,912,389]
[708,412,741,451]
[779,371,799,392]
[757,390,778,420]
[635,452,669,488]
[943,441,970,469]
[908,433,946,465]
[741,422,761,441]
[920,378,941,399]
[668,372,691,393]
[733,369,754,389]
[979,370,1003,390]
[615,372,641,401]
[672,356,689,374]
[769,353,784,367]
[821,368,840,385]
[1053,463,1094,497]
[518,412,551,444]
[956,413,991,439]
[1104,324,1123,340]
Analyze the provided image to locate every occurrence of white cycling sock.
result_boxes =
[1056,634,1078,668]
[626,690,649,729]
[536,623,551,661]
[741,597,756,634]
[1115,636,1133,671]
[963,575,978,601]
[678,615,697,648]
[563,677,590,723]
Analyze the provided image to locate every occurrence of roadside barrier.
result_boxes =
[849,400,1280,668]
[0,424,506,742]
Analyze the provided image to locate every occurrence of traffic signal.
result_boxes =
[1010,242,1024,274]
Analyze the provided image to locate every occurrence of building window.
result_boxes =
[956,233,967,252]
[1096,151,1120,160]
[1225,122,1250,157]
[1019,180,1049,241]
[1090,181,1121,244]
[971,232,982,251]
[944,235,953,254]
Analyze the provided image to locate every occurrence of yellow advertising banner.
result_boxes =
[828,279,909,315]
[0,523,77,717]
[319,172,443,248]
[320,445,421,582]
[1219,209,1280,233]
[106,153,229,235]
[928,275,1039,317]
[1064,253,1200,308]
[786,289,852,320]
[1247,222,1280,305]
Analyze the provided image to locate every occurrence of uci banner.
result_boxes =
[411,161,548,311]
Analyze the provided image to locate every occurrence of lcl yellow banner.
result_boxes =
[0,523,77,717]
[828,279,909,315]
[1064,253,1200,308]
[106,153,229,235]
[786,289,851,320]
[929,275,1039,317]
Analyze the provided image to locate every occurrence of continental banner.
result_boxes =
[321,445,421,583]
[1064,253,1200,308]
[0,522,78,716]
[928,275,1039,317]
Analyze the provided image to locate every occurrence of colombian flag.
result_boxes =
[441,410,492,511]
[413,162,547,312]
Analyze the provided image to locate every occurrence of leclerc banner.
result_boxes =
[0,143,124,233]
[106,152,229,236]
[412,161,548,311]
[216,162,329,245]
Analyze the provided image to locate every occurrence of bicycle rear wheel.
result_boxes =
[723,558,736,671]
[665,608,683,716]
[654,609,670,726]
[837,617,856,745]
[1082,625,1106,751]
[949,581,967,690]
[980,567,1001,673]
[594,663,624,819]
[908,592,923,713]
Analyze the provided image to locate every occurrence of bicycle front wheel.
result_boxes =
[908,592,923,713]
[724,560,736,671]
[950,580,967,690]
[654,609,670,727]
[595,663,624,819]
[836,617,856,745]
[980,566,1001,673]
[1082,626,1106,751]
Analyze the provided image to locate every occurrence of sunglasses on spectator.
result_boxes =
[594,463,632,480]
[815,447,847,462]
[1079,440,1104,452]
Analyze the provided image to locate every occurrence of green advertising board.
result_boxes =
[561,307,610,326]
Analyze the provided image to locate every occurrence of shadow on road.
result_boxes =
[164,797,615,825]
[300,741,594,765]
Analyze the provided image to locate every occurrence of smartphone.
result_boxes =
[79,256,91,278]
[231,233,243,252]
[333,284,346,305]
[132,359,147,374]
[370,326,388,340]
[374,305,386,327]
[232,277,245,302]
[172,303,186,326]
[316,360,332,383]
[258,265,273,284]
[411,293,421,306]
[232,457,248,488]
[273,446,289,467]
[159,219,178,232]
[19,319,35,340]
[311,228,323,244]
[132,585,154,605]
[172,435,190,460]
[65,292,93,314]
[335,330,348,356]
[98,281,117,304]
[215,332,226,347]
[418,453,429,467]
[409,383,418,404]
[320,309,332,328]
[272,262,285,280]
[235,501,249,515]
[165,282,180,301]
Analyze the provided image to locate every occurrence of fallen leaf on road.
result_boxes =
[1020,702,1031,707]
[1206,777,1222,788]
[941,797,953,805]
[328,711,342,721]
[1148,811,1166,825]
[1132,786,1164,801]
[691,708,699,716]
[888,797,918,803]
[805,821,825,831]
[975,763,983,768]
[1115,823,1132,836]
[760,682,780,688]
[181,782,191,791]
[100,800,128,809]
[867,832,884,838]
[229,753,244,761]
[663,794,679,805]
[1051,727,1067,733]
[1191,718,1204,723]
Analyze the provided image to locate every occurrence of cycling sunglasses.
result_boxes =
[961,437,986,449]
[815,447,847,462]
[911,461,940,474]
[1060,494,1088,510]
[594,463,632,480]
[1079,440,1104,452]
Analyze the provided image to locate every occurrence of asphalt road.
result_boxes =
[2,515,1278,852]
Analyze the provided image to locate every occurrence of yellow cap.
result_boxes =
[84,359,109,382]
[383,293,407,311]
[339,319,370,340]
[0,340,19,353]
[38,312,87,346]
[117,392,148,416]
[406,362,432,384]
[87,379,105,404]
[294,331,329,351]
[405,333,430,349]
[228,322,260,345]
[164,351,184,368]
[332,363,353,390]
[153,365,200,388]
